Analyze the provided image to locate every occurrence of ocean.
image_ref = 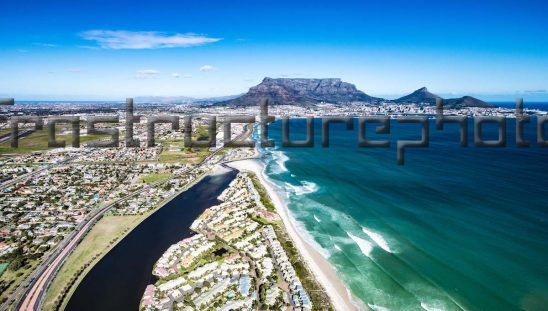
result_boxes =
[258,117,548,311]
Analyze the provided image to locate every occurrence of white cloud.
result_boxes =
[199,65,216,72]
[522,89,547,94]
[136,69,160,79]
[278,73,302,78]
[172,73,193,78]
[80,30,221,49]
[34,43,57,47]
[77,45,100,50]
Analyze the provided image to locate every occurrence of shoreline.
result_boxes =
[226,158,362,311]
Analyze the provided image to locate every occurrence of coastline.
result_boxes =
[226,158,362,311]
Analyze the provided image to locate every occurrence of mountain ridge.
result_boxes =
[217,77,383,106]
[394,87,442,104]
[216,78,496,108]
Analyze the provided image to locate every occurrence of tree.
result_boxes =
[8,257,23,271]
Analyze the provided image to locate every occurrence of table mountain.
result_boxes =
[217,77,383,106]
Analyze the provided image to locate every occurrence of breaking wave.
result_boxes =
[347,232,373,258]
[368,304,391,311]
[362,227,393,253]
[420,302,446,311]
[284,180,319,195]
[271,150,289,173]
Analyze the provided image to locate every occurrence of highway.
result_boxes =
[0,153,82,192]
[0,130,34,144]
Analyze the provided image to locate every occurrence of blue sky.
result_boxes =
[1,0,547,101]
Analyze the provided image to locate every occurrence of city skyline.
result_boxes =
[1,0,548,101]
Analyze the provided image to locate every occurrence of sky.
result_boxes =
[1,0,547,101]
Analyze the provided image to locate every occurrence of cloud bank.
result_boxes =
[136,69,160,78]
[80,30,221,49]
[199,65,216,72]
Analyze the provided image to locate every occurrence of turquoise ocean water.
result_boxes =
[257,117,548,311]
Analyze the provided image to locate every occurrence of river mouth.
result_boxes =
[66,168,237,311]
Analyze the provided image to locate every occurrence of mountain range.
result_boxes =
[134,94,242,105]
[217,77,496,108]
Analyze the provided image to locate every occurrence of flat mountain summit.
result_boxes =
[218,77,382,106]
[216,78,496,108]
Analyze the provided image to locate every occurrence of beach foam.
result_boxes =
[421,302,446,311]
[347,232,374,258]
[284,180,319,195]
[362,227,393,253]
[314,214,322,223]
[287,208,332,259]
[368,304,391,311]
[271,150,289,173]
[232,158,360,310]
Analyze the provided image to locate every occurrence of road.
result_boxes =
[6,126,250,311]
[0,130,34,144]
[0,153,82,192]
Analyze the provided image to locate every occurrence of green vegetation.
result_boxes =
[250,216,272,226]
[193,125,211,141]
[0,127,108,155]
[249,172,334,310]
[42,214,146,311]
[158,140,210,164]
[0,257,39,307]
[141,172,171,184]
[0,263,8,276]
[0,128,12,137]
[156,124,215,163]
[248,173,276,212]
[272,225,334,310]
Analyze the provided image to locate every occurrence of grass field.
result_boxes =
[248,173,276,212]
[158,140,210,163]
[42,214,146,311]
[141,172,171,184]
[0,128,12,136]
[0,263,7,276]
[0,127,107,155]
[0,259,40,307]
[194,124,212,141]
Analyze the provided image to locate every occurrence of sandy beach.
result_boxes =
[226,158,362,311]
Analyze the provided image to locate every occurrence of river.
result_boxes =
[66,168,237,311]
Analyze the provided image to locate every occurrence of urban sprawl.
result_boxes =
[0,100,546,311]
